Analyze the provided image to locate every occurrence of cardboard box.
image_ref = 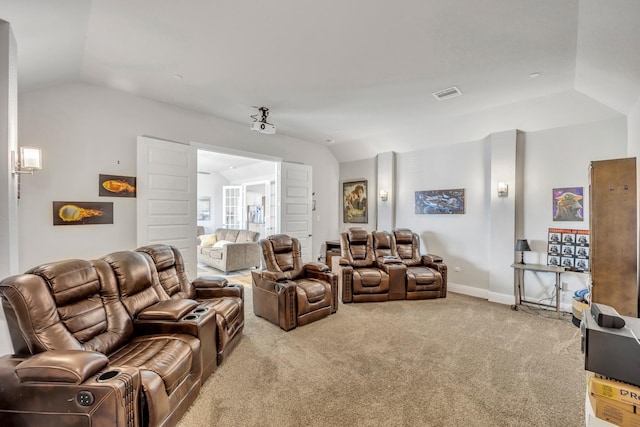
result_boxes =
[590,393,640,427]
[573,297,590,320]
[589,374,640,408]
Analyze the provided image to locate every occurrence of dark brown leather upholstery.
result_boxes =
[252,234,337,331]
[136,244,244,368]
[0,256,204,427]
[392,228,447,299]
[338,227,390,303]
[372,230,408,300]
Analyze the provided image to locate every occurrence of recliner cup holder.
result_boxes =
[97,370,120,382]
[183,314,198,321]
[193,308,207,313]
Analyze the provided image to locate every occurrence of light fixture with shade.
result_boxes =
[379,190,388,201]
[498,182,508,197]
[11,146,43,199]
[515,239,531,264]
[12,147,42,174]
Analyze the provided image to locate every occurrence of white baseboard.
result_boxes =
[448,282,488,300]
[448,282,571,313]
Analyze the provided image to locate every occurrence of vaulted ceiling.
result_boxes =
[2,0,639,162]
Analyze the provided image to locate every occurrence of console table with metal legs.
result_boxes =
[511,263,566,316]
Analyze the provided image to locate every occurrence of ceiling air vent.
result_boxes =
[432,86,462,101]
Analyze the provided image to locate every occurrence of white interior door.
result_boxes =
[137,136,197,279]
[278,162,313,262]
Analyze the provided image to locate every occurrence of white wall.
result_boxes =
[520,116,628,308]
[197,171,228,233]
[16,82,340,271]
[629,99,640,158]
[341,117,629,308]
[396,137,491,291]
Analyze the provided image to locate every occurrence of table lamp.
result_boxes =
[515,239,531,264]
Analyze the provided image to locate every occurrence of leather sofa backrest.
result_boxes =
[100,251,168,318]
[372,230,396,258]
[393,228,422,266]
[136,244,195,300]
[341,227,375,268]
[260,234,304,280]
[0,259,134,356]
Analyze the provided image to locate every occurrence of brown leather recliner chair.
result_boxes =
[100,250,219,382]
[252,234,337,331]
[372,230,408,300]
[337,227,391,303]
[0,258,203,427]
[136,244,244,367]
[392,228,447,299]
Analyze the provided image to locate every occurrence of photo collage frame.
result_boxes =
[547,228,590,272]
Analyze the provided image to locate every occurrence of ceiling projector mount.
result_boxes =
[250,106,276,134]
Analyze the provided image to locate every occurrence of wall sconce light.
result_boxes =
[12,147,42,174]
[515,239,531,264]
[379,190,388,202]
[497,182,508,197]
[12,147,42,200]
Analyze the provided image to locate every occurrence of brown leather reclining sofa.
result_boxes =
[0,245,244,427]
[336,227,447,303]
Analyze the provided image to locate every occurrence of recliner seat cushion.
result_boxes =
[353,268,389,293]
[406,266,441,292]
[109,334,198,395]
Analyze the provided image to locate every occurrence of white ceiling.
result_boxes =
[1,0,639,162]
[197,149,271,175]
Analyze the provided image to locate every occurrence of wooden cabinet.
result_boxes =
[589,157,638,317]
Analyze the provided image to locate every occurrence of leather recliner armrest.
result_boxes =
[137,299,199,321]
[193,276,243,299]
[15,350,108,384]
[304,262,329,273]
[192,276,228,288]
[195,284,244,299]
[422,254,443,263]
[262,270,288,282]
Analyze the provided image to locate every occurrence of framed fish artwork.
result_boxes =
[99,174,137,197]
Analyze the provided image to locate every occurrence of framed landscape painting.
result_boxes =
[343,180,368,223]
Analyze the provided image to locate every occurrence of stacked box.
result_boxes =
[588,373,640,426]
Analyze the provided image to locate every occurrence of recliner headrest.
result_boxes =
[393,228,414,244]
[137,244,175,271]
[373,230,392,249]
[267,234,293,253]
[348,227,368,243]
[101,251,153,297]
[27,259,100,306]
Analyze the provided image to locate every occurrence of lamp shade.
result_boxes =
[20,147,42,170]
[515,239,531,252]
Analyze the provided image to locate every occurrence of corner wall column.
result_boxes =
[376,151,396,231]
[488,130,518,304]
[0,20,19,356]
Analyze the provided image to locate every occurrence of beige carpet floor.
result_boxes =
[177,275,586,427]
